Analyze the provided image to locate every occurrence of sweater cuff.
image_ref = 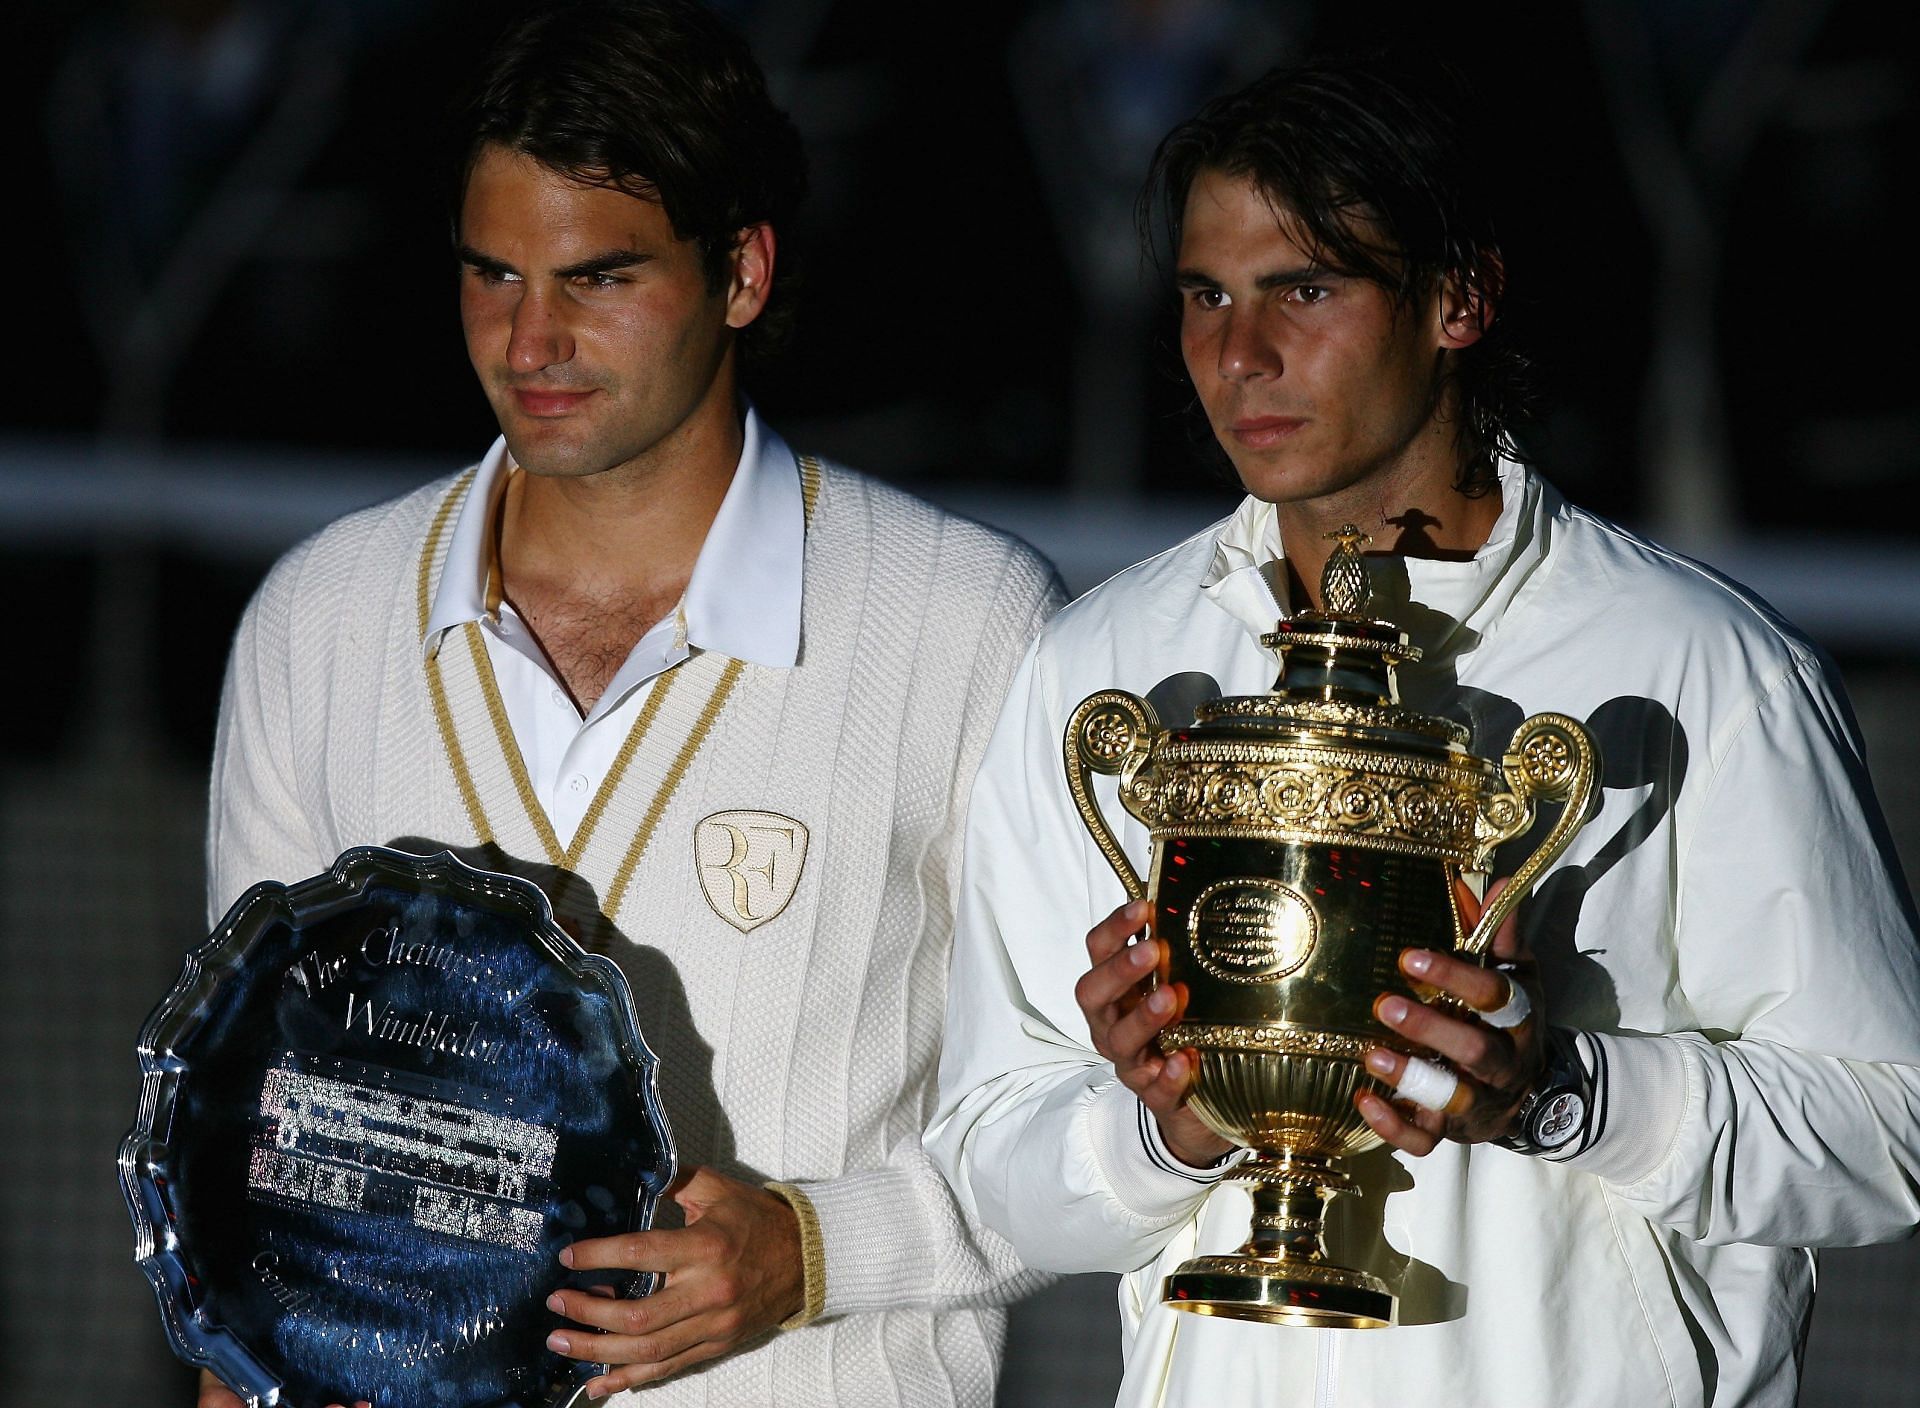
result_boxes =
[1554,1030,1690,1185]
[1086,1078,1233,1220]
[763,1181,827,1329]
[779,1166,929,1319]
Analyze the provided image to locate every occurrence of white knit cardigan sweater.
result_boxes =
[206,456,1064,1407]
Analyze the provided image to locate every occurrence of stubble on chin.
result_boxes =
[502,436,611,481]
[494,418,592,479]
[486,393,596,480]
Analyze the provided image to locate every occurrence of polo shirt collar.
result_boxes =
[422,405,805,669]
[686,409,804,667]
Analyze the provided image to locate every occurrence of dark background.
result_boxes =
[10,0,1915,499]
[9,0,1919,765]
[1,1,1915,1404]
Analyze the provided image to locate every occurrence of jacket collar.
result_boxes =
[1198,458,1547,664]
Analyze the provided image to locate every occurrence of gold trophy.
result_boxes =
[1064,527,1598,1328]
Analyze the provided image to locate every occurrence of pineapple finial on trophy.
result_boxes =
[1257,524,1414,704]
[1319,524,1373,617]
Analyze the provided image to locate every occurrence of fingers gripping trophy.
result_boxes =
[1064,526,1599,1328]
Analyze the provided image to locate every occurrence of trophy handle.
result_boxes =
[1063,690,1160,903]
[1462,712,1601,957]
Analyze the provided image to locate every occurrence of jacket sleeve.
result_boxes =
[205,541,330,927]
[927,630,1233,1277]
[1564,655,1920,1248]
[785,549,1070,1316]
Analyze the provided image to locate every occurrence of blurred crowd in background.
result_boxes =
[11,0,1914,502]
[7,0,1916,762]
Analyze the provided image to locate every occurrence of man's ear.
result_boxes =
[725,223,776,330]
[1437,256,1500,351]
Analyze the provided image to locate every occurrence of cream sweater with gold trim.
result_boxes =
[208,455,1064,1407]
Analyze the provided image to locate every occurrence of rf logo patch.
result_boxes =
[694,811,809,933]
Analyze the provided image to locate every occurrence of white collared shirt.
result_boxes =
[421,408,805,845]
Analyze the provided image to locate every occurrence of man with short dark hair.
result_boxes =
[200,2,1058,1404]
[929,57,1920,1407]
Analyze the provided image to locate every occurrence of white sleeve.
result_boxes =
[928,638,1232,1276]
[1561,657,1920,1248]
[205,542,328,927]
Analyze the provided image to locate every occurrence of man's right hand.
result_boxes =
[1075,900,1234,1168]
[198,1368,367,1408]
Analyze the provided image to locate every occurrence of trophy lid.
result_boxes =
[1196,525,1469,750]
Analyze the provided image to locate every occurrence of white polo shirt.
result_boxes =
[421,408,804,846]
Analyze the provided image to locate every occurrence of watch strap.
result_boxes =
[1495,1026,1597,1158]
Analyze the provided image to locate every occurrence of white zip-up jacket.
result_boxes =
[928,461,1920,1408]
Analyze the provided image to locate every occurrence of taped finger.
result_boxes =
[1394,1056,1460,1113]
[1477,972,1534,1031]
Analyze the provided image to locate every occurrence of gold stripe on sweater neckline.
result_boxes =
[413,453,821,929]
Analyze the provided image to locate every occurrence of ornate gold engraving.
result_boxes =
[1199,693,1467,743]
[1121,748,1488,859]
[1064,546,1600,1325]
[1163,1023,1375,1062]
[1253,628,1422,662]
[1081,705,1139,766]
[1174,1254,1384,1295]
[1147,823,1476,863]
[1188,880,1317,984]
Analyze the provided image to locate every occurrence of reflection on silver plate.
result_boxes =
[119,846,676,1408]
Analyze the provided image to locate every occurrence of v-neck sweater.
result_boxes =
[208,452,1065,1407]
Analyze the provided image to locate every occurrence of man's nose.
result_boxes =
[507,290,574,373]
[1218,308,1281,381]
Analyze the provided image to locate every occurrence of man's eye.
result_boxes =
[469,267,519,286]
[1292,285,1330,305]
[578,273,626,289]
[1191,288,1229,310]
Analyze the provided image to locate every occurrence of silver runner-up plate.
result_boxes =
[120,846,676,1408]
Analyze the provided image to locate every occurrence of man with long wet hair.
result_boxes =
[932,56,1920,1408]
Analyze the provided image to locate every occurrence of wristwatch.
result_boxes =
[1494,1025,1592,1156]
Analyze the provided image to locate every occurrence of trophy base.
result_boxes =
[1163,1255,1394,1329]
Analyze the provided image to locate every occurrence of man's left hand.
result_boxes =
[545,1166,805,1397]
[1355,879,1547,1155]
